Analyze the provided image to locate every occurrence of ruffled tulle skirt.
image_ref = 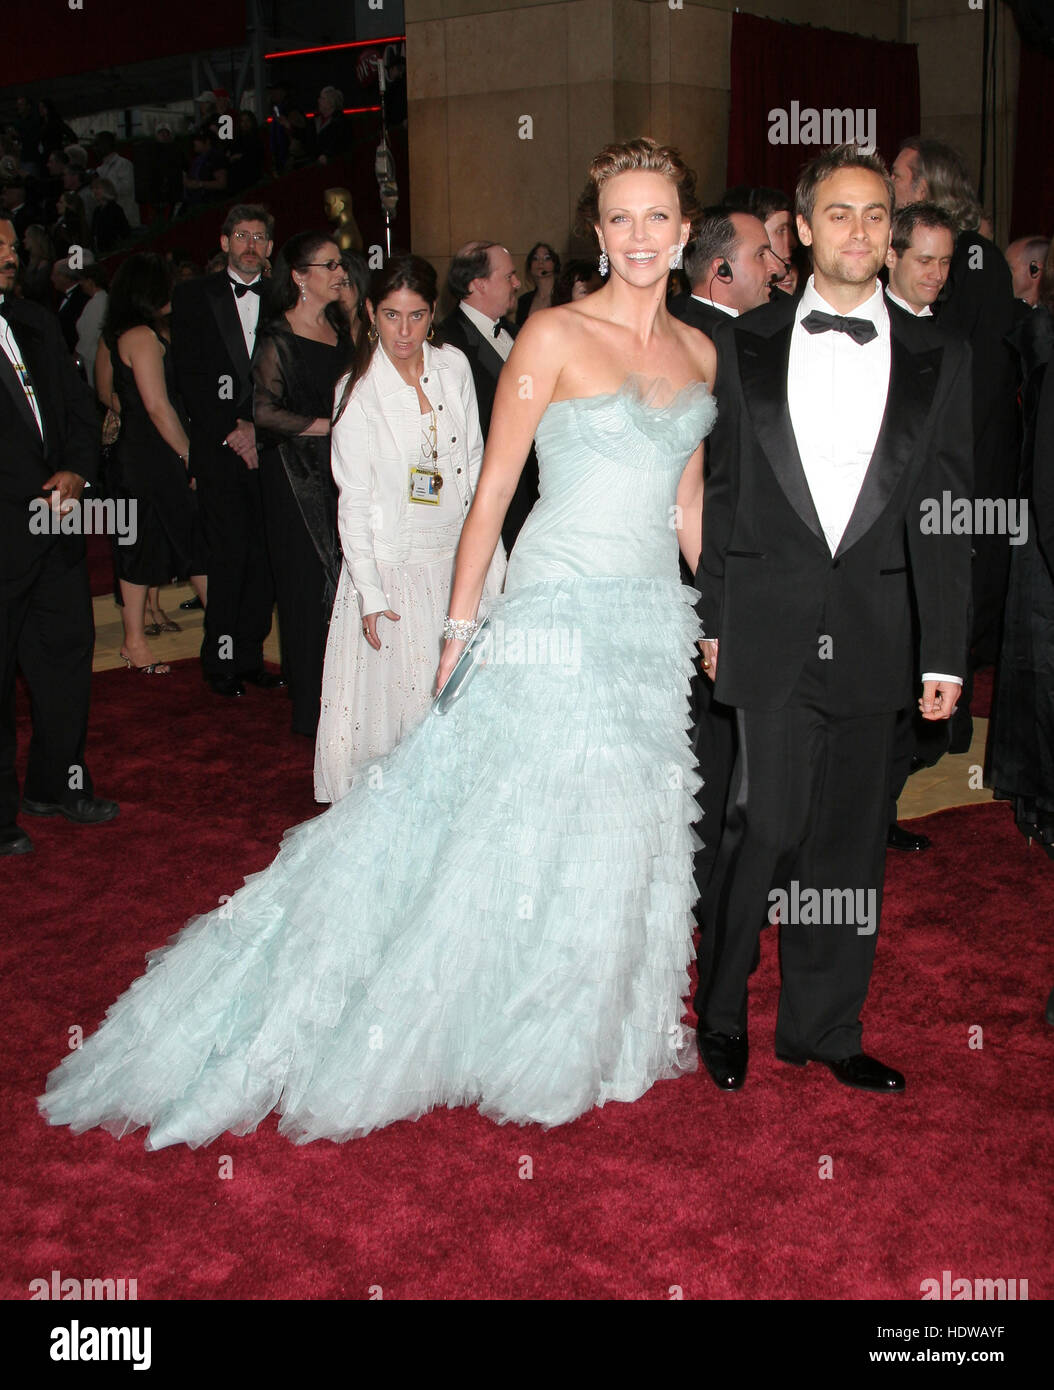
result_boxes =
[39,575,703,1149]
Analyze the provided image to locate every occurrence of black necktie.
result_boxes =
[231,280,262,298]
[800,309,877,345]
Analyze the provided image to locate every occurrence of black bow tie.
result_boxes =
[801,309,878,345]
[492,322,502,338]
[231,279,262,298]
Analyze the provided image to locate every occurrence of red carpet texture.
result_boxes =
[2,661,1051,1300]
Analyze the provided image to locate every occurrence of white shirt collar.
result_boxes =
[460,302,504,340]
[229,272,262,288]
[691,294,738,317]
[885,287,932,317]
[797,274,887,329]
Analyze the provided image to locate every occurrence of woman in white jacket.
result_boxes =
[315,255,506,802]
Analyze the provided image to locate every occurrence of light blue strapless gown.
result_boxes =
[39,377,718,1148]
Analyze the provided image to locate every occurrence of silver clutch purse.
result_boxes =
[433,615,493,715]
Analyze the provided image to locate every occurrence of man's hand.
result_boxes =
[919,679,961,722]
[240,445,259,471]
[699,638,719,682]
[42,471,86,512]
[225,418,256,457]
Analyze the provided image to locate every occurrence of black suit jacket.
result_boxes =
[668,293,729,341]
[438,305,538,548]
[437,306,509,438]
[171,271,257,477]
[0,296,99,584]
[57,285,89,354]
[696,294,973,714]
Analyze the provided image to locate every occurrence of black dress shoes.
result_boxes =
[21,795,119,825]
[0,825,33,855]
[242,669,287,690]
[179,595,204,610]
[698,1030,748,1090]
[887,822,931,851]
[776,1049,905,1093]
[206,675,245,697]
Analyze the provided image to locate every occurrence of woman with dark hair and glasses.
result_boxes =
[103,252,207,674]
[515,241,561,324]
[314,253,506,802]
[253,231,351,737]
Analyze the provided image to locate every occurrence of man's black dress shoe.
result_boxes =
[776,1049,905,1092]
[21,795,119,825]
[206,675,245,697]
[697,1030,748,1090]
[887,822,931,851]
[0,825,33,855]
[242,669,287,690]
[179,595,204,610]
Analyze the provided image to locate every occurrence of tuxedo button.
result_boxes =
[437,403,443,410]
[456,467,462,474]
[831,559,841,569]
[422,376,428,383]
[451,436,456,443]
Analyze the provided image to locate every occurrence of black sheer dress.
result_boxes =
[253,321,345,737]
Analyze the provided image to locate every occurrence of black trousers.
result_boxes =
[259,449,327,737]
[194,455,275,679]
[696,663,896,1060]
[0,547,95,825]
[691,669,736,903]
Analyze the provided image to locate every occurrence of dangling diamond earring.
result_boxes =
[671,242,685,270]
[598,248,609,276]
[299,281,307,303]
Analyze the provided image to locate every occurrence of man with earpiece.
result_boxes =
[671,209,786,915]
[669,206,786,339]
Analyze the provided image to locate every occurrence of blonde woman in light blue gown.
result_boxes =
[40,138,718,1149]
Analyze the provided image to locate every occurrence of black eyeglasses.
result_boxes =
[300,259,343,272]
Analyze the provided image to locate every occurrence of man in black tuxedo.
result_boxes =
[671,210,784,892]
[0,218,118,856]
[439,241,537,550]
[694,146,972,1094]
[171,203,283,698]
[893,138,1019,742]
[883,201,958,852]
[51,258,89,353]
[669,206,784,336]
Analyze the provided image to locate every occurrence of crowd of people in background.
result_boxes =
[1,130,1052,907]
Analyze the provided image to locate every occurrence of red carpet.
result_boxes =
[3,661,1051,1300]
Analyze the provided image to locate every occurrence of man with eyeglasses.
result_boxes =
[172,203,284,698]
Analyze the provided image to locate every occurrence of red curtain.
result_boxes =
[727,13,920,195]
[1010,41,1054,238]
[2,1,246,83]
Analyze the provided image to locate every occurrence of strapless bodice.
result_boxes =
[505,376,717,590]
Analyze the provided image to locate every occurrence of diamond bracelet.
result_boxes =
[443,616,479,642]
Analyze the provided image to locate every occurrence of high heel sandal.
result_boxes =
[145,607,181,635]
[120,648,171,675]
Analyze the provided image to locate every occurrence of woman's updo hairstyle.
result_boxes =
[575,137,703,244]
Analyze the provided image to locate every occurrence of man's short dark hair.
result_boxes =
[795,144,894,225]
[94,131,116,155]
[683,206,738,286]
[447,241,496,302]
[746,186,791,224]
[221,203,274,239]
[890,201,957,255]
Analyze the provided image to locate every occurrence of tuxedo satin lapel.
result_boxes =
[738,323,824,541]
[208,278,251,397]
[0,313,46,452]
[835,328,943,557]
[459,312,503,381]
